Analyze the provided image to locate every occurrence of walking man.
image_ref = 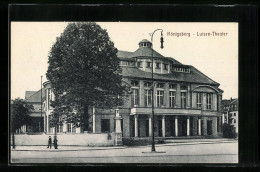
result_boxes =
[47,136,52,149]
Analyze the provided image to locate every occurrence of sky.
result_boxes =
[11,22,238,100]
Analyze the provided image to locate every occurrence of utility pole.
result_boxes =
[40,75,42,132]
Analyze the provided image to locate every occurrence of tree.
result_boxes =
[11,98,34,149]
[46,22,128,132]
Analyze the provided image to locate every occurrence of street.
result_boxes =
[10,140,238,164]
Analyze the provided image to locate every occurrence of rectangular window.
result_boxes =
[131,89,139,107]
[157,90,164,107]
[196,93,202,109]
[157,83,164,88]
[181,92,186,109]
[144,82,152,87]
[169,91,176,108]
[169,84,176,89]
[234,119,236,123]
[131,80,139,86]
[163,64,168,70]
[128,61,135,67]
[146,62,151,68]
[68,123,72,133]
[206,93,213,110]
[156,62,160,69]
[144,90,152,107]
[234,113,236,116]
[217,95,219,111]
[120,61,128,66]
[137,61,143,68]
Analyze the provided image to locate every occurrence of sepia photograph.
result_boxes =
[10,22,238,164]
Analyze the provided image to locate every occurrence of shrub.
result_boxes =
[223,123,237,138]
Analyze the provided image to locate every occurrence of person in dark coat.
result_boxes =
[47,136,52,149]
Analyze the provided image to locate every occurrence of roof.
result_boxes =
[25,88,46,103]
[222,98,238,106]
[25,91,37,99]
[121,66,219,85]
[130,47,164,58]
[117,50,133,59]
[139,39,151,44]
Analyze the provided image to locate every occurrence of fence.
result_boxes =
[11,133,114,146]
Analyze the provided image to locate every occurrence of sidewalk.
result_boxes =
[11,138,237,151]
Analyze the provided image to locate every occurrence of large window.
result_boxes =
[196,92,202,109]
[169,91,176,108]
[144,90,152,107]
[181,92,186,109]
[156,62,161,69]
[157,90,164,107]
[169,84,176,89]
[206,93,213,110]
[163,64,168,70]
[137,61,143,68]
[131,89,139,107]
[68,123,72,133]
[146,62,151,68]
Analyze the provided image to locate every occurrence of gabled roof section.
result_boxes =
[230,98,238,105]
[117,50,133,59]
[25,88,46,103]
[189,66,219,86]
[25,91,37,99]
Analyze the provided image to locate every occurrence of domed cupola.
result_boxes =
[138,39,152,48]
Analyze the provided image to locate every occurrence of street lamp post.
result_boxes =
[40,75,43,132]
[150,29,164,152]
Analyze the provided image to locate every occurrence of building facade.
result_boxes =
[221,98,238,133]
[42,39,223,138]
[21,90,45,133]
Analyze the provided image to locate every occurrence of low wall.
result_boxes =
[12,133,114,146]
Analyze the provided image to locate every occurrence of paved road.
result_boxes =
[11,141,238,164]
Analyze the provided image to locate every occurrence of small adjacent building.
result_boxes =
[21,90,45,133]
[221,98,238,133]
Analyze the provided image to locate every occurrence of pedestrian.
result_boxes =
[53,136,58,149]
[47,136,52,149]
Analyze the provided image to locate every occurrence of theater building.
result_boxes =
[43,39,223,138]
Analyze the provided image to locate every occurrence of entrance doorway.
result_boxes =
[170,119,175,136]
[101,119,110,133]
[207,120,212,135]
[158,120,162,137]
[145,120,149,137]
